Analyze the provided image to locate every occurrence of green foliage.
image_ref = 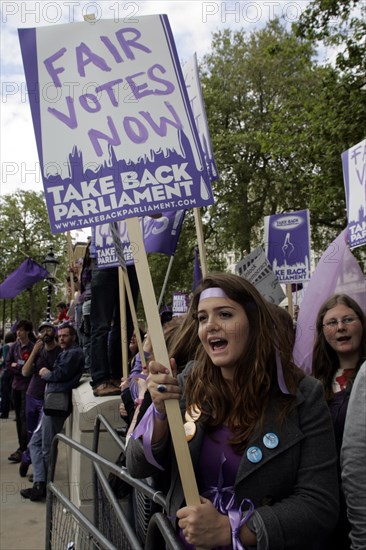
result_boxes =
[2,14,365,322]
[199,18,366,263]
[0,191,68,328]
[295,0,366,82]
[145,209,226,316]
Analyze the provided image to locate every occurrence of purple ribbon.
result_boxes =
[227,497,255,550]
[202,454,235,514]
[203,453,255,549]
[276,349,291,395]
[130,403,165,471]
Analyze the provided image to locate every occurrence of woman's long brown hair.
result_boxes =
[184,272,303,447]
[312,293,366,400]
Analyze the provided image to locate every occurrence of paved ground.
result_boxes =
[0,411,68,550]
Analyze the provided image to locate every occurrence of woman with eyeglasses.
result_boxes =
[312,293,366,550]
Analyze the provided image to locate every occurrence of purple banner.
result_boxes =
[18,16,214,234]
[342,138,366,250]
[0,259,48,299]
[92,210,185,268]
[264,209,311,284]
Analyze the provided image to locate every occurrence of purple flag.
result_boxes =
[193,246,202,290]
[293,228,366,374]
[144,211,185,255]
[93,211,185,268]
[0,259,49,299]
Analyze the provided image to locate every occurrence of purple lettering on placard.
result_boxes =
[115,28,152,59]
[147,64,175,95]
[88,116,122,155]
[139,102,183,137]
[48,96,78,129]
[100,35,124,63]
[95,79,123,106]
[79,93,101,113]
[76,42,112,77]
[18,16,216,234]
[123,117,149,144]
[44,48,67,87]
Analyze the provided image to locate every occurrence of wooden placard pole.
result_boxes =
[287,284,293,319]
[122,267,146,368]
[157,255,175,310]
[194,208,208,278]
[118,267,129,381]
[83,12,202,538]
[126,216,201,509]
[67,231,75,297]
[111,220,147,378]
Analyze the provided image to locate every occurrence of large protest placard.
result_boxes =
[342,138,366,250]
[93,210,185,267]
[264,210,311,284]
[18,17,214,233]
[183,54,218,182]
[236,246,285,304]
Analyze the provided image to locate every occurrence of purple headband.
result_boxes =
[199,288,228,301]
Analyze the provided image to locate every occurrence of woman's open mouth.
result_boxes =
[208,337,228,351]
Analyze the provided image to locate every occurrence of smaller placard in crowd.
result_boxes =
[172,292,190,316]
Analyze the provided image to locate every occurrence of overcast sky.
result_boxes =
[1,0,328,203]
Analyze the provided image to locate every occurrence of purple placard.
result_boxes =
[93,210,185,268]
[264,209,311,284]
[341,138,366,250]
[172,291,189,316]
[183,53,218,182]
[18,17,214,234]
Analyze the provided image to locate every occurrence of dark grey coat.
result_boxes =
[126,375,339,549]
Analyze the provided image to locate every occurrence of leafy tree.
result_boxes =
[0,191,68,328]
[295,0,366,83]
[199,19,366,264]
[200,20,319,252]
[146,209,226,312]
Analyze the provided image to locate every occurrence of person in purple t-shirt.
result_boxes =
[19,321,61,477]
[6,320,34,463]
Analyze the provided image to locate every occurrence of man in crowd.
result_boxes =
[90,264,139,396]
[20,323,84,501]
[6,320,34,463]
[19,322,61,477]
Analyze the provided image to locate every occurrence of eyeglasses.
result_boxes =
[323,316,359,330]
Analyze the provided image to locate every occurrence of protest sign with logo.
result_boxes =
[235,246,285,304]
[342,138,366,250]
[93,210,185,268]
[18,17,214,233]
[18,14,217,521]
[264,210,311,284]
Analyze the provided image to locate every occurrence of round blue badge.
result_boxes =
[246,446,263,464]
[263,432,279,449]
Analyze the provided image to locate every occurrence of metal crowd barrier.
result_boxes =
[45,414,185,549]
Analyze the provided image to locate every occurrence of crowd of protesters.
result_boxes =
[0,257,365,549]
